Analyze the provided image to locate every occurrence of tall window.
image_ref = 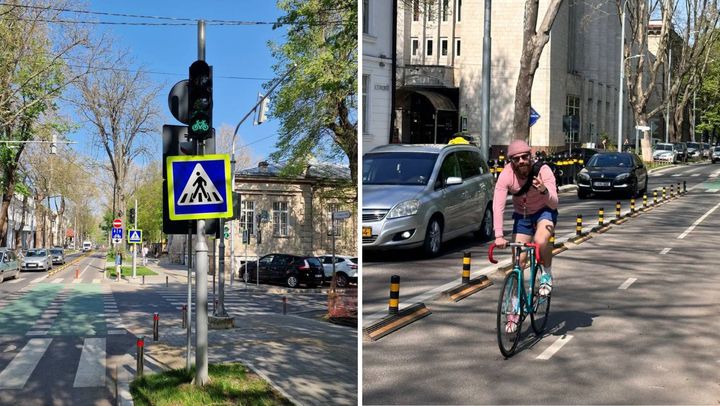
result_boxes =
[240,200,255,235]
[412,38,419,56]
[413,0,420,21]
[455,39,461,56]
[362,0,369,34]
[442,0,449,21]
[457,0,462,21]
[566,95,580,144]
[327,203,342,237]
[273,201,289,237]
[362,75,369,134]
[440,38,448,56]
[426,39,434,56]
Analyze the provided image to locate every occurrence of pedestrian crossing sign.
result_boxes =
[128,229,142,244]
[166,154,233,220]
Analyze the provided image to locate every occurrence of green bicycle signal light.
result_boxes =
[188,60,213,140]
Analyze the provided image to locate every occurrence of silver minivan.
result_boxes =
[0,248,20,282]
[362,144,495,257]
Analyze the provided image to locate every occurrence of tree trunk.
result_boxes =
[14,194,28,249]
[33,195,45,248]
[0,166,16,244]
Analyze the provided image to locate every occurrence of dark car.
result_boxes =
[49,248,65,265]
[555,148,599,165]
[240,253,324,288]
[576,152,648,198]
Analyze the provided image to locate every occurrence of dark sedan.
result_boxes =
[240,253,324,288]
[576,152,648,198]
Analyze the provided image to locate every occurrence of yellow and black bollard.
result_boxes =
[615,201,621,220]
[653,190,658,205]
[598,208,604,227]
[461,252,471,284]
[389,275,400,315]
[662,187,666,200]
[576,214,583,236]
[670,184,674,198]
[643,194,648,210]
[630,198,635,214]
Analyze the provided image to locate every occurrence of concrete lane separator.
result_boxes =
[363,303,431,342]
[677,201,720,239]
[441,275,493,302]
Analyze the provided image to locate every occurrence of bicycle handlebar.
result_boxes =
[488,242,542,264]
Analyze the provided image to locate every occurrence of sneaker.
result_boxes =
[505,314,520,334]
[539,273,553,297]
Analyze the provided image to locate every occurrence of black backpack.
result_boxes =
[512,160,561,196]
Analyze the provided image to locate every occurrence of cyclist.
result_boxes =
[492,139,558,333]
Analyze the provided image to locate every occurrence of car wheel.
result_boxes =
[577,189,589,199]
[474,205,493,242]
[422,217,443,257]
[286,275,299,288]
[641,178,648,195]
[335,272,349,288]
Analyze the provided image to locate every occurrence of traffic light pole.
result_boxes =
[132,199,137,279]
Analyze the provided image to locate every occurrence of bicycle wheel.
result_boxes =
[497,271,523,357]
[531,264,551,334]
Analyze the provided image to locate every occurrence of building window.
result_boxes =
[455,39,461,56]
[327,203,342,237]
[273,201,289,237]
[442,0,449,21]
[427,0,435,21]
[457,0,462,21]
[362,0,369,34]
[412,38,419,56]
[441,38,448,56]
[240,200,255,236]
[426,39,433,56]
[413,0,420,21]
[566,95,580,144]
[362,75,369,134]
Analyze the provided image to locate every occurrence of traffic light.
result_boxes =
[254,93,268,125]
[128,208,135,224]
[223,224,230,239]
[50,133,57,154]
[188,60,212,140]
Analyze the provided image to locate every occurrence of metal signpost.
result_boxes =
[331,211,351,290]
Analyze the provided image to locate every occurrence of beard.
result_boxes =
[514,162,531,178]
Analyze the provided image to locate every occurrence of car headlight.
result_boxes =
[615,173,630,181]
[577,171,590,181]
[387,199,420,219]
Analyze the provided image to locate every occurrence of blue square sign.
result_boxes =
[111,228,123,239]
[166,154,233,220]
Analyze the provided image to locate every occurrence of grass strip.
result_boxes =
[105,266,157,277]
[130,363,292,406]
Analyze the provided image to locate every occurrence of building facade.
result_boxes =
[393,0,646,154]
[362,0,395,153]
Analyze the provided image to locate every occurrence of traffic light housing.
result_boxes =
[188,60,212,140]
[128,208,135,224]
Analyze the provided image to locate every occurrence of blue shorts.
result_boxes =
[512,207,558,236]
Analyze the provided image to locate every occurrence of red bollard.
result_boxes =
[75,268,79,279]
[136,336,144,377]
[282,296,287,315]
[152,313,159,341]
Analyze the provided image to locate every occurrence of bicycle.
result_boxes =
[488,242,551,357]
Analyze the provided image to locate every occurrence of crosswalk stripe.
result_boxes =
[74,338,106,388]
[7,278,22,284]
[51,279,63,284]
[0,338,52,389]
[691,173,700,177]
[672,173,681,177]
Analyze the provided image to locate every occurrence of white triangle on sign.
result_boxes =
[130,231,140,241]
[177,163,224,206]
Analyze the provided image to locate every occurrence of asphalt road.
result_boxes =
[362,162,720,404]
[362,161,720,322]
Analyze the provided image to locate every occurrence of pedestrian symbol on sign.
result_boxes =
[177,163,224,205]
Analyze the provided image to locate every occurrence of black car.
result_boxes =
[240,253,324,288]
[576,152,648,198]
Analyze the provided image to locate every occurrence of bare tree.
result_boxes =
[512,0,564,140]
[73,52,161,246]
[215,124,255,170]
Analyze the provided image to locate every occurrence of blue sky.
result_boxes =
[65,1,289,167]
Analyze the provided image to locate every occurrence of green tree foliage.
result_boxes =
[268,0,357,197]
[131,163,163,243]
[696,50,720,139]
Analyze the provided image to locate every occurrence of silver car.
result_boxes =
[362,144,495,257]
[0,249,20,282]
[21,249,52,272]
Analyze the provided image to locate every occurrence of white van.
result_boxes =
[82,241,92,252]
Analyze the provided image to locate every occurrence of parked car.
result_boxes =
[674,142,689,163]
[653,143,683,163]
[685,142,703,160]
[49,248,65,265]
[576,152,648,198]
[362,143,495,257]
[21,249,52,272]
[240,254,324,288]
[318,255,358,288]
[0,248,20,282]
[711,146,720,163]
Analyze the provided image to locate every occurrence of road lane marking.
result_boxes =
[74,338,106,388]
[691,173,700,177]
[536,335,573,360]
[660,248,671,255]
[30,276,47,284]
[7,278,22,284]
[677,201,720,239]
[51,279,63,284]
[618,278,637,290]
[0,338,52,389]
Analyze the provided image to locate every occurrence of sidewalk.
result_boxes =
[120,257,358,406]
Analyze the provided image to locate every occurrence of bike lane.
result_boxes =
[362,191,720,404]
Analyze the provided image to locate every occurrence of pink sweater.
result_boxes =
[492,163,559,238]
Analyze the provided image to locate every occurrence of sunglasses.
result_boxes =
[510,153,531,163]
